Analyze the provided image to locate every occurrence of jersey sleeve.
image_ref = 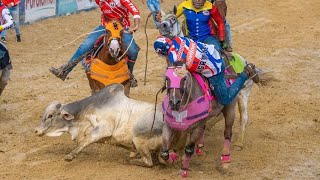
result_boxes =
[1,8,14,30]
[210,5,225,41]
[120,0,140,19]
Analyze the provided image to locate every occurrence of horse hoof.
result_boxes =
[64,154,74,162]
[181,170,188,178]
[169,152,179,163]
[195,147,204,156]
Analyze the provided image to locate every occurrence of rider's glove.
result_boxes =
[220,41,227,50]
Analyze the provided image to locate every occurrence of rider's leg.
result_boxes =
[51,25,105,80]
[203,36,223,52]
[147,0,160,28]
[208,63,248,105]
[9,5,21,42]
[0,66,11,96]
[225,19,232,52]
[123,31,140,87]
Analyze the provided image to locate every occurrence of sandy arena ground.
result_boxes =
[0,0,319,179]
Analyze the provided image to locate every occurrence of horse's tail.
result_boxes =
[255,67,278,86]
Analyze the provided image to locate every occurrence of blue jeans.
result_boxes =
[208,63,247,105]
[203,35,222,52]
[225,19,232,48]
[147,0,161,28]
[1,5,21,38]
[68,25,139,73]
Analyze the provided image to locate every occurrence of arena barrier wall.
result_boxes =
[19,0,97,25]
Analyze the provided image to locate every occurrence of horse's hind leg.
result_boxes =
[236,80,254,149]
[181,124,206,177]
[221,100,237,166]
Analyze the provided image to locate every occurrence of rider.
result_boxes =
[142,0,163,29]
[210,0,232,52]
[50,0,141,87]
[158,0,226,51]
[0,1,14,95]
[154,36,260,105]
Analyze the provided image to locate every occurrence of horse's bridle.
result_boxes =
[165,66,192,110]
[159,14,182,39]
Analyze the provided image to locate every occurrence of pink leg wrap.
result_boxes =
[166,152,179,164]
[221,139,231,163]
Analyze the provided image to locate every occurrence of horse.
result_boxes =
[158,8,259,149]
[161,64,237,177]
[85,17,131,96]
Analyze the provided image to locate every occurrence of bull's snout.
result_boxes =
[35,127,44,136]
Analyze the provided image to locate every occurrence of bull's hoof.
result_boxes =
[64,154,75,162]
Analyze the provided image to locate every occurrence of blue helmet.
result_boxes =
[154,37,172,56]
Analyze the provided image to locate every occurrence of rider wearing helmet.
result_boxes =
[50,0,141,87]
[154,36,259,105]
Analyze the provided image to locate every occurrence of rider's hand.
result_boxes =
[220,41,227,50]
[129,18,140,33]
[155,11,162,22]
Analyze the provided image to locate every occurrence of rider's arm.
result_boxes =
[210,5,225,41]
[121,0,141,31]
[0,8,14,31]
[175,2,186,18]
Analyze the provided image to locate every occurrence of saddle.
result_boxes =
[220,51,245,80]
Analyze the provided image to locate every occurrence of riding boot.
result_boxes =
[49,65,69,81]
[0,82,7,96]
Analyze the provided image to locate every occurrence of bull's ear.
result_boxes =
[173,6,177,15]
[61,109,75,121]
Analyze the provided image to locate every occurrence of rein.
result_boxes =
[181,71,193,109]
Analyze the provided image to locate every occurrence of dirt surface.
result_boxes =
[0,0,319,179]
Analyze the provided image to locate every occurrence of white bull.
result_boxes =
[35,84,176,167]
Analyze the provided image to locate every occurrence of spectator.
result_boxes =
[0,1,14,95]
[142,0,163,28]
[1,0,21,42]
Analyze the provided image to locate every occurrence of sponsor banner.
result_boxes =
[76,0,97,10]
[57,0,78,15]
[24,0,56,23]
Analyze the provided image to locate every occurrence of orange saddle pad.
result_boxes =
[90,58,130,86]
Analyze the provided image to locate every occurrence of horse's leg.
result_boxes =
[195,125,205,156]
[86,74,96,95]
[159,124,178,165]
[235,80,254,150]
[221,100,237,166]
[122,80,130,97]
[181,124,206,178]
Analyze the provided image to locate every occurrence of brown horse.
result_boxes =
[86,18,131,96]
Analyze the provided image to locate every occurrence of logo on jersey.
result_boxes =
[203,11,209,16]
[110,2,115,7]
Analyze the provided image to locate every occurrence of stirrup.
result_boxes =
[245,63,259,84]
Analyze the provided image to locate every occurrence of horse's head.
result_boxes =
[104,17,124,59]
[164,64,190,111]
[159,6,183,38]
